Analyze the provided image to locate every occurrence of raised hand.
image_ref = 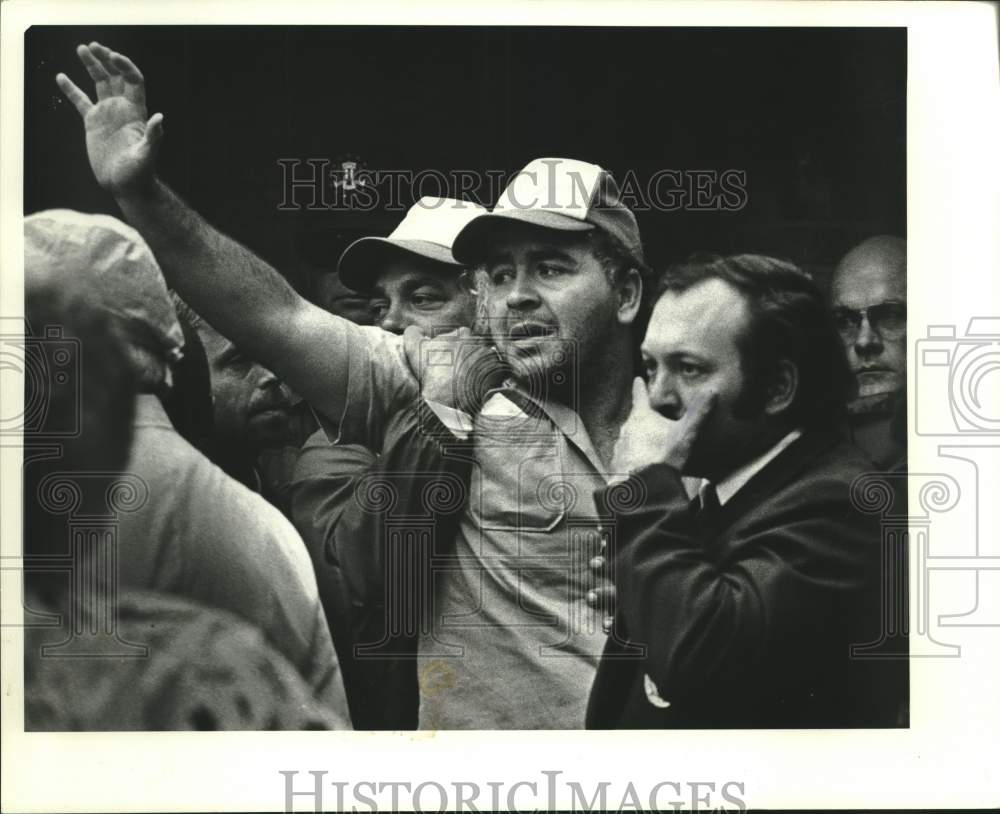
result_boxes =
[56,42,163,195]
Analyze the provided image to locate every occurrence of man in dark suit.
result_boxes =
[587,254,895,728]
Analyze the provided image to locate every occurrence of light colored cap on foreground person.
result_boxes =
[24,209,184,363]
[337,196,488,291]
[451,157,644,267]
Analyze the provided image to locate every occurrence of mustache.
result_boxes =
[505,321,559,340]
[248,391,292,415]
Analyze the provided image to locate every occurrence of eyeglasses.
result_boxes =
[832,302,906,344]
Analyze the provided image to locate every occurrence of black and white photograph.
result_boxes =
[2,2,998,812]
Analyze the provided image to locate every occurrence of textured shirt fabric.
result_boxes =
[417,391,613,729]
[114,394,350,720]
[25,589,349,731]
[316,323,612,729]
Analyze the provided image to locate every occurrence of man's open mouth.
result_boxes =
[507,322,558,340]
[250,401,290,418]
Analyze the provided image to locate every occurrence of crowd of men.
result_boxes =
[23,41,907,730]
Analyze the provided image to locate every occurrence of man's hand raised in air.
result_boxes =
[54,42,355,430]
[57,42,161,196]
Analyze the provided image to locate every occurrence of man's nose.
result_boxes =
[378,301,406,334]
[855,314,884,355]
[505,271,542,312]
[647,374,683,420]
[256,365,281,391]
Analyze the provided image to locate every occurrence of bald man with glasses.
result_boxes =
[830,235,907,468]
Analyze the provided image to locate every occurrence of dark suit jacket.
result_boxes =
[586,429,901,729]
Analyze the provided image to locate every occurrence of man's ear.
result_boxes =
[764,359,798,416]
[616,267,643,325]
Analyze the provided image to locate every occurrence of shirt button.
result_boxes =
[589,555,605,572]
[586,590,599,608]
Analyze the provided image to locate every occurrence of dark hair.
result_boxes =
[587,229,659,362]
[162,304,216,457]
[656,253,856,429]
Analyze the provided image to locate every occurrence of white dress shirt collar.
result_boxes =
[707,428,804,507]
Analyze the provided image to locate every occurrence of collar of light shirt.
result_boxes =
[707,428,803,506]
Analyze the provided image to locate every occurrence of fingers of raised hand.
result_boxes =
[76,44,111,99]
[87,43,125,96]
[55,73,93,117]
[109,50,147,107]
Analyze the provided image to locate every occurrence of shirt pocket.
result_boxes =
[471,440,569,533]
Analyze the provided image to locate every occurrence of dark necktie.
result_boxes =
[696,481,721,529]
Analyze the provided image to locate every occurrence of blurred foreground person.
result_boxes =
[23,210,351,725]
[22,267,345,731]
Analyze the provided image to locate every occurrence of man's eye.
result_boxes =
[672,361,703,378]
[411,292,445,310]
[538,263,566,278]
[833,310,857,330]
[489,268,515,286]
[370,300,389,318]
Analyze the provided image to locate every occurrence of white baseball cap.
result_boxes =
[337,196,488,291]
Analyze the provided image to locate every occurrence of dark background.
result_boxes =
[25,26,905,294]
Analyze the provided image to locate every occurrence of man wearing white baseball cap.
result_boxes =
[337,196,487,334]
[59,43,654,727]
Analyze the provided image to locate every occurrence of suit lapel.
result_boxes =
[702,430,842,544]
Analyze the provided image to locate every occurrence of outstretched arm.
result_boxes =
[56,42,352,422]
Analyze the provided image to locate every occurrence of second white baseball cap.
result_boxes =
[338,196,488,291]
